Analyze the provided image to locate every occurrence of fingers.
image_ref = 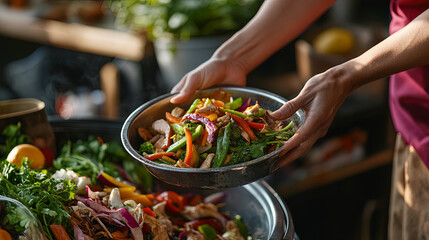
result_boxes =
[270,98,302,120]
[170,75,203,104]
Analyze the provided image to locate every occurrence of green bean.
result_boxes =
[211,122,231,168]
[187,99,201,113]
[166,125,204,153]
[220,108,247,118]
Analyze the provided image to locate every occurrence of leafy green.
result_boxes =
[53,136,122,182]
[139,141,156,154]
[0,123,31,159]
[109,0,263,41]
[0,160,76,240]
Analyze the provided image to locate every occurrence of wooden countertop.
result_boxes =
[0,4,147,61]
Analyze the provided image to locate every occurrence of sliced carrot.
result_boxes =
[145,152,176,161]
[227,113,258,140]
[50,224,71,240]
[184,128,193,165]
[166,112,182,123]
[200,129,209,146]
[112,230,129,238]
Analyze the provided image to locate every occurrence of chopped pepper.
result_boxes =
[227,113,258,141]
[167,125,204,153]
[184,128,193,165]
[186,98,201,113]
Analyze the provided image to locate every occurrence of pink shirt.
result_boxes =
[389,0,429,167]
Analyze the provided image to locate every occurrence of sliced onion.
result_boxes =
[236,97,251,112]
[182,113,217,143]
[72,221,85,240]
[178,231,187,239]
[117,208,144,240]
[204,192,226,205]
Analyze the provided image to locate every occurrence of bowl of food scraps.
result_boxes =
[121,87,305,189]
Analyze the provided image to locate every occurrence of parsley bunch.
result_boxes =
[0,160,76,240]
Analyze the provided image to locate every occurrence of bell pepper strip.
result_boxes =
[145,152,176,161]
[50,224,71,240]
[162,155,177,164]
[200,129,209,146]
[167,125,204,153]
[225,97,242,110]
[143,207,156,218]
[211,122,231,168]
[184,128,193,165]
[186,98,201,113]
[190,144,200,167]
[166,112,182,123]
[247,121,266,131]
[203,98,212,106]
[227,113,258,141]
[181,113,217,143]
[123,194,153,207]
[103,187,136,198]
[220,108,247,119]
[156,191,184,215]
[97,171,134,188]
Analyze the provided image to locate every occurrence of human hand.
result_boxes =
[170,58,247,104]
[270,69,353,167]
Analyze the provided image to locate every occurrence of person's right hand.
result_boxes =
[170,57,248,104]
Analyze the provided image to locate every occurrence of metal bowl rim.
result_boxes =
[121,86,304,174]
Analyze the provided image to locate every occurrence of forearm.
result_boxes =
[336,8,429,92]
[212,0,336,74]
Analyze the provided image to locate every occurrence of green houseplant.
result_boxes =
[109,0,263,87]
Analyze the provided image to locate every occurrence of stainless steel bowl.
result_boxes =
[121,86,305,189]
[49,119,297,239]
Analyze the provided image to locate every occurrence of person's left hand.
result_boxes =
[270,68,353,167]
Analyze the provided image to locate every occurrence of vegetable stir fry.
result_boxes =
[138,89,295,168]
[0,123,252,240]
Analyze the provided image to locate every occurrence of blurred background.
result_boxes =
[0,0,394,239]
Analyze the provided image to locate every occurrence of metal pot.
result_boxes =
[49,118,297,239]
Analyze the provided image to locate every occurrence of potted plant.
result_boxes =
[109,0,263,88]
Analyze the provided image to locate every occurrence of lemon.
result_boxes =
[312,27,355,55]
[7,144,46,170]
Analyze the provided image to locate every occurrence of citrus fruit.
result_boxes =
[312,27,355,55]
[6,144,46,170]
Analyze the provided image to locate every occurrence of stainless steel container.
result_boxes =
[49,119,297,239]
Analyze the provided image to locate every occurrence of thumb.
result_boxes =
[270,98,301,120]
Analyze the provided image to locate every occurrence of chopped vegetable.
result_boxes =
[167,125,204,153]
[50,224,71,240]
[184,128,193,165]
[182,114,217,143]
[227,113,258,141]
[187,98,201,113]
[139,141,155,154]
[220,108,247,119]
[225,97,242,110]
[166,112,182,123]
[198,224,217,240]
[145,152,176,161]
[211,123,231,168]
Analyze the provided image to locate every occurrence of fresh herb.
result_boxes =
[53,136,122,182]
[0,160,76,240]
